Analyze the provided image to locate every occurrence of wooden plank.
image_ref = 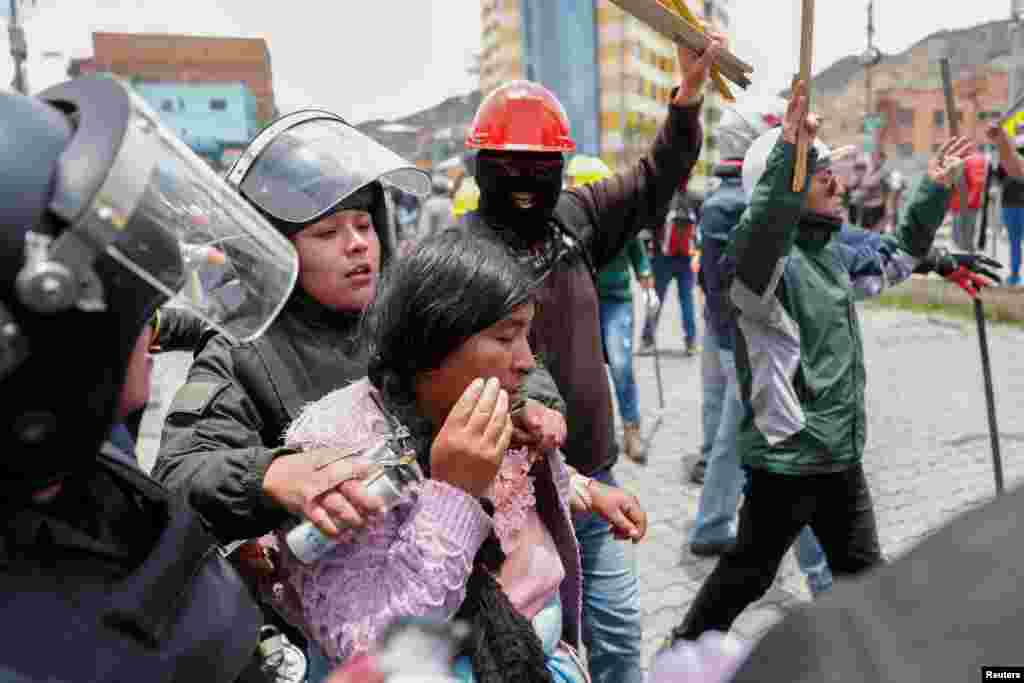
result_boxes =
[792,0,815,192]
[663,0,735,102]
[608,0,753,89]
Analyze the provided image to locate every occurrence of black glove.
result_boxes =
[914,248,1003,298]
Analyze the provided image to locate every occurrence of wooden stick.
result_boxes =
[996,90,1024,126]
[664,0,735,102]
[608,0,753,89]
[793,0,815,192]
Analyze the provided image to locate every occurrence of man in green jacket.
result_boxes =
[668,82,974,640]
[597,236,654,463]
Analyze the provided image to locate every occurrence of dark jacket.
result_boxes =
[464,99,703,475]
[152,290,367,542]
[0,450,261,682]
[698,166,745,351]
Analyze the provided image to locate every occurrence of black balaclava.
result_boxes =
[475,150,564,245]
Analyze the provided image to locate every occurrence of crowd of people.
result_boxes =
[3,22,1024,683]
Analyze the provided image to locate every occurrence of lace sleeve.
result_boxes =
[293,480,491,666]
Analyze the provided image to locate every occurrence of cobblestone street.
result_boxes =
[138,274,1024,669]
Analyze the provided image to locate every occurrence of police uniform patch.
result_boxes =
[168,381,230,417]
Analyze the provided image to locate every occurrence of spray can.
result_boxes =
[285,441,424,564]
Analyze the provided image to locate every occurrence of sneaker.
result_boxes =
[688,458,706,484]
[623,423,647,464]
[637,339,656,355]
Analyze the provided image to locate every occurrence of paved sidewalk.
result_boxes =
[137,282,1024,670]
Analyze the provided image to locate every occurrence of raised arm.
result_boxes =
[841,137,971,299]
[729,87,816,314]
[563,35,726,271]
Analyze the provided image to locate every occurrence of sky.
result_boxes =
[0,1,1017,124]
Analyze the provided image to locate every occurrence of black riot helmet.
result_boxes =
[0,76,300,498]
[225,109,430,261]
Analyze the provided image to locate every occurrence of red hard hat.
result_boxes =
[466,80,576,153]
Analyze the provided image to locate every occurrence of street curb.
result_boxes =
[877,276,1024,324]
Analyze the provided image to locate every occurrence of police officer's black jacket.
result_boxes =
[152,288,367,542]
[0,449,261,682]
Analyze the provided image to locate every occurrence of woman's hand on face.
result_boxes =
[430,377,513,498]
[263,449,387,537]
[589,482,648,543]
[510,399,567,453]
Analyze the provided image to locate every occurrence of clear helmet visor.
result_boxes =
[92,88,299,343]
[234,115,430,224]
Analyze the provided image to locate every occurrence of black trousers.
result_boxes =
[677,464,883,639]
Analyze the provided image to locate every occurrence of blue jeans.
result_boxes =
[691,332,744,547]
[642,254,697,345]
[576,469,643,683]
[1003,206,1024,281]
[699,329,727,462]
[599,298,640,424]
[307,642,331,683]
[696,334,834,595]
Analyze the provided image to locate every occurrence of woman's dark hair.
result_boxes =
[365,229,552,682]
[366,227,539,409]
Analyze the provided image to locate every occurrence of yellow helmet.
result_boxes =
[566,155,612,187]
[453,176,480,217]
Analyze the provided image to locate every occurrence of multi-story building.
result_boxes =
[89,32,276,124]
[810,20,1017,177]
[133,82,261,169]
[477,0,736,193]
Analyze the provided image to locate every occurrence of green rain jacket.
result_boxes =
[729,139,951,475]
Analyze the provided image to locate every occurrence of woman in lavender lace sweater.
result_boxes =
[264,231,648,682]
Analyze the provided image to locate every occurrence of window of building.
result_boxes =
[896,143,915,158]
[160,99,175,112]
[895,107,914,127]
[210,98,228,111]
[932,143,942,153]
[978,110,1001,121]
[933,110,945,127]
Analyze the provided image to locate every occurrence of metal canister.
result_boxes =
[285,444,424,564]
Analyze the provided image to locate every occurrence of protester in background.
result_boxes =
[882,168,907,233]
[567,156,654,465]
[987,124,1024,284]
[393,187,421,252]
[949,153,988,253]
[847,151,888,231]
[453,175,481,226]
[417,174,455,240]
[639,185,700,358]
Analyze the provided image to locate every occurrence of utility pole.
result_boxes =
[8,0,28,94]
[859,1,882,153]
[866,0,874,121]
